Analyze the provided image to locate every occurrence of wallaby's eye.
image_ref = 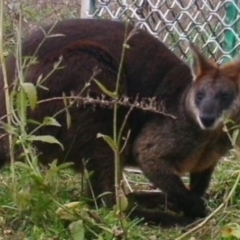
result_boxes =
[220,92,232,102]
[196,91,204,101]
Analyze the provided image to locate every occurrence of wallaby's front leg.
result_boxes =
[133,119,207,219]
[190,166,215,197]
[133,128,207,218]
[135,158,206,218]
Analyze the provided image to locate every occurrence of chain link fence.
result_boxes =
[82,0,240,63]
[4,0,240,63]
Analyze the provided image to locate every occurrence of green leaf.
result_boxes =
[119,190,129,212]
[222,223,240,238]
[57,162,74,170]
[123,43,130,49]
[56,201,88,221]
[232,128,239,146]
[94,79,118,99]
[27,135,64,150]
[27,119,41,126]
[16,89,27,125]
[21,82,38,110]
[62,93,71,129]
[42,117,61,127]
[48,33,66,38]
[1,122,17,135]
[97,235,104,240]
[30,174,44,185]
[56,201,81,221]
[69,220,85,240]
[14,161,31,170]
[66,109,71,129]
[17,188,31,210]
[97,133,117,151]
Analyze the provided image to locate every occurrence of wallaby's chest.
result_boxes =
[178,130,229,174]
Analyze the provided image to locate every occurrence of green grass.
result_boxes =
[0,163,177,239]
[0,157,239,239]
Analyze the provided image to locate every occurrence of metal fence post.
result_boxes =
[81,0,96,19]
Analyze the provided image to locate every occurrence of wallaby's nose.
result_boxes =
[200,115,216,128]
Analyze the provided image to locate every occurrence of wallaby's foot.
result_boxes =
[127,191,180,212]
[126,190,207,226]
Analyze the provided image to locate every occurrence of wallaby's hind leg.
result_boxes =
[127,191,179,212]
[190,166,215,197]
[128,206,195,227]
[60,108,118,208]
[127,192,196,227]
[126,191,199,227]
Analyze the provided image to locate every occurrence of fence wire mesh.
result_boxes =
[88,0,240,62]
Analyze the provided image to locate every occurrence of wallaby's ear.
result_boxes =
[220,56,240,81]
[189,42,215,81]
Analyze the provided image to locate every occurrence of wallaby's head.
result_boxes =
[187,44,240,130]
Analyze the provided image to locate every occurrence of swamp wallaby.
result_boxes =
[0,19,240,226]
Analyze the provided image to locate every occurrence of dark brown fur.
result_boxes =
[1,19,240,227]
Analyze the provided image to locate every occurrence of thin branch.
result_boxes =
[37,95,176,119]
